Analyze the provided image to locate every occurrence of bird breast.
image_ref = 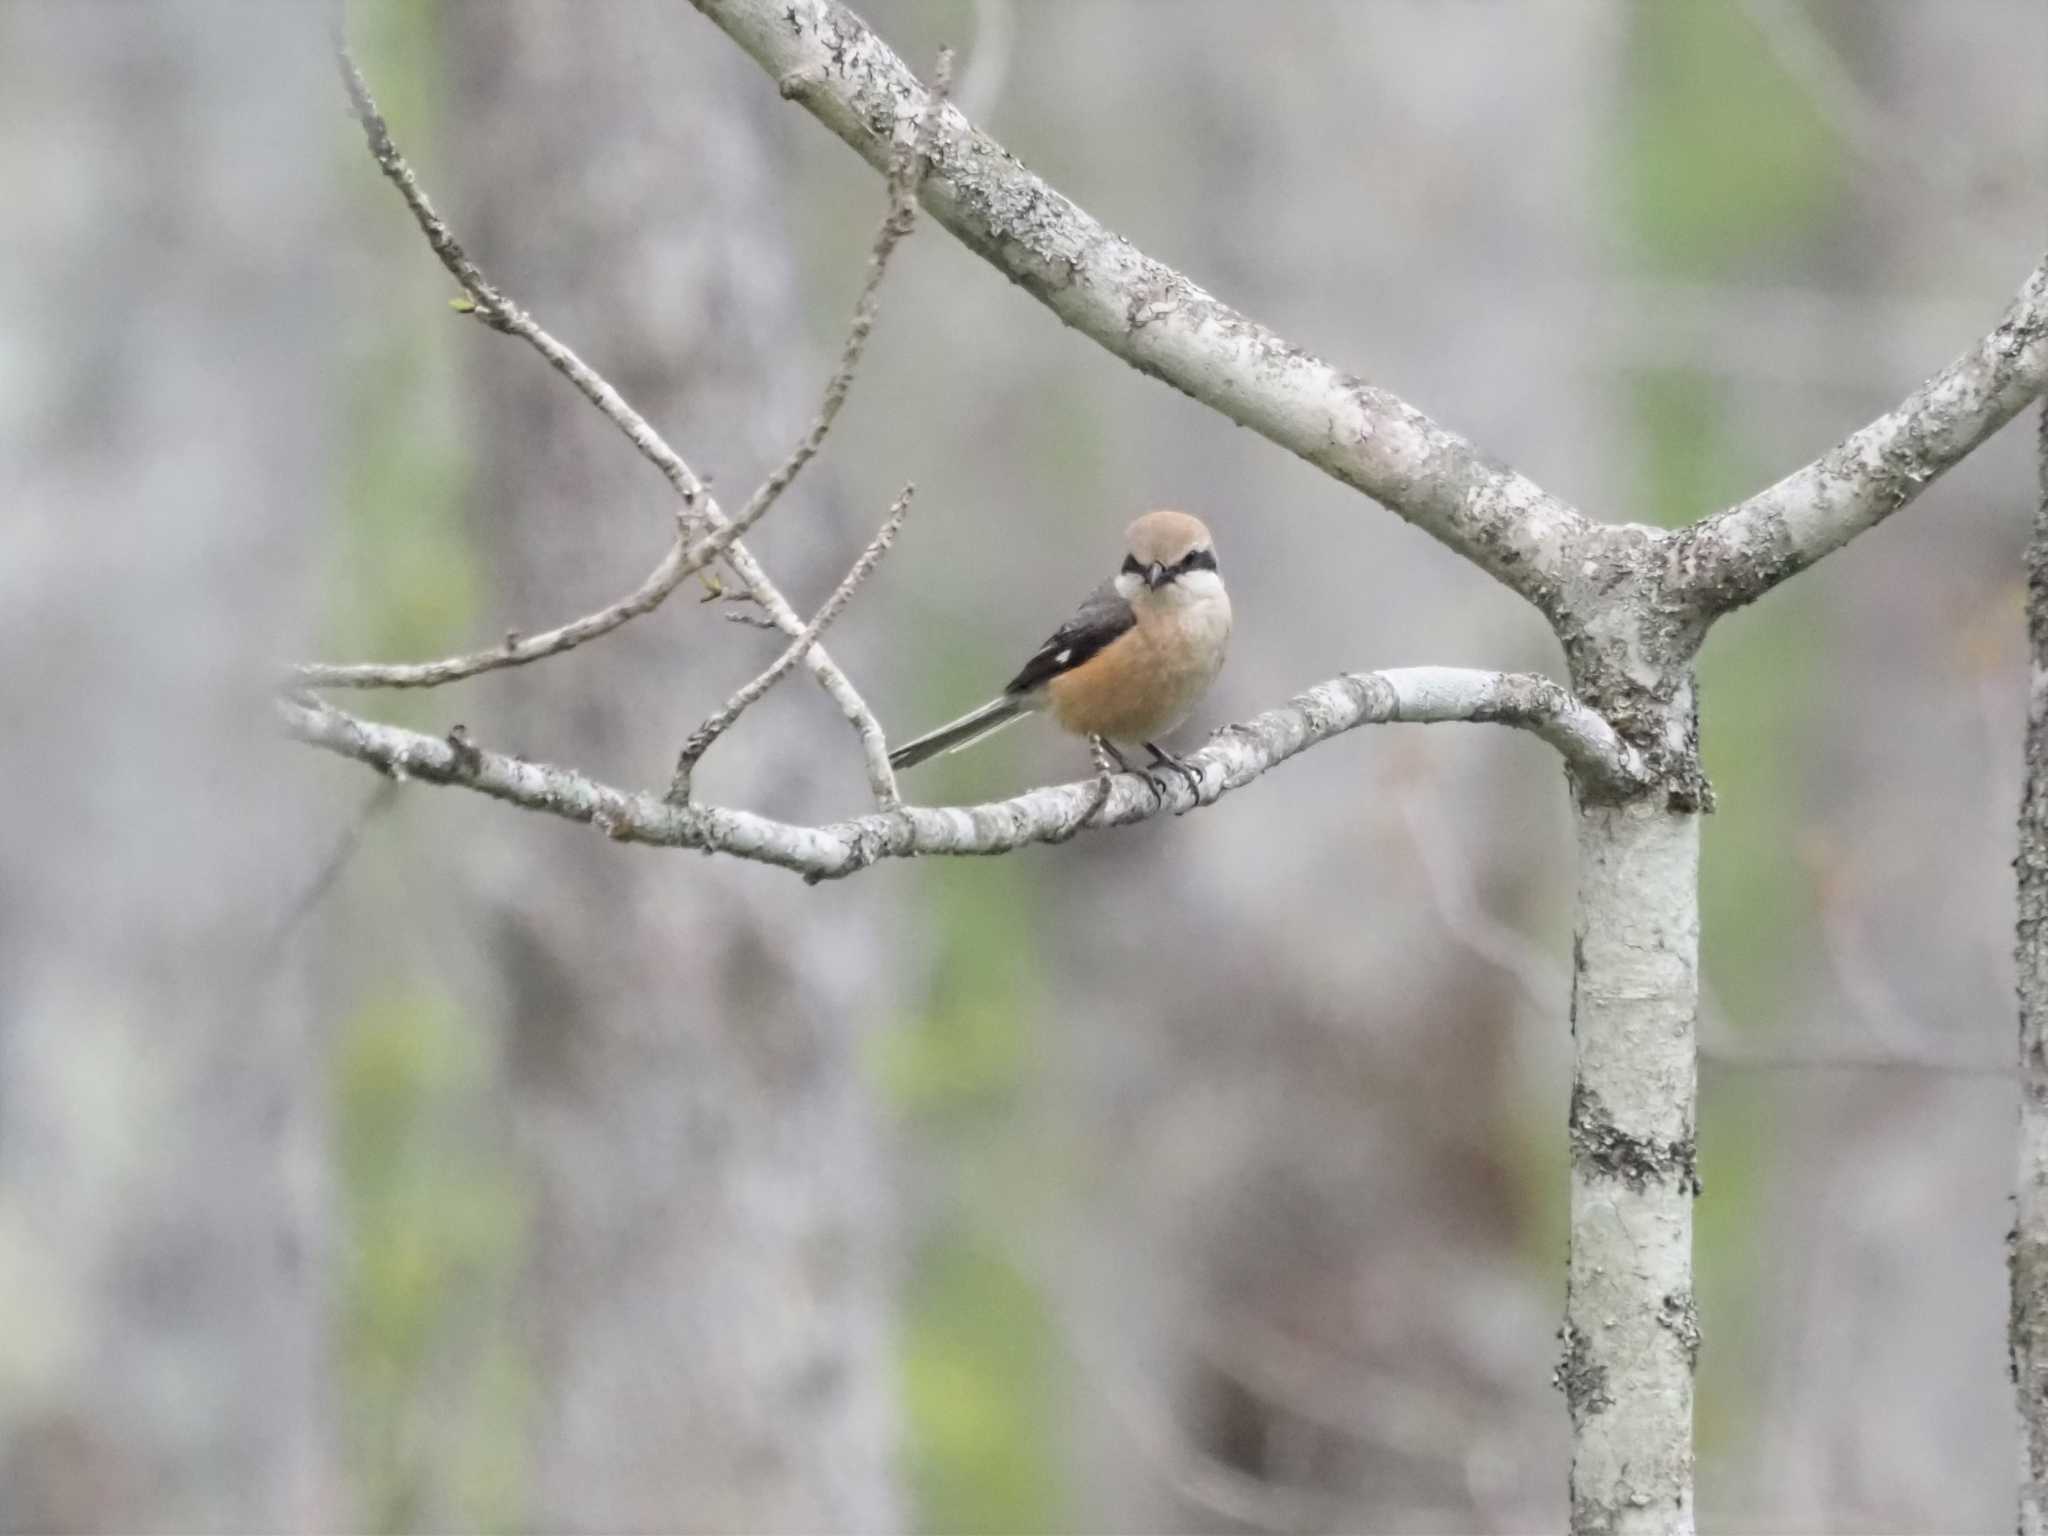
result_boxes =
[1045,583,1231,742]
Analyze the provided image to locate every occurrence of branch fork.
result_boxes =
[298,15,2048,1532]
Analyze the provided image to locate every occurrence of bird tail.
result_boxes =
[889,696,1028,770]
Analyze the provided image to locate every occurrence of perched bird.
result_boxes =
[890,510,1231,792]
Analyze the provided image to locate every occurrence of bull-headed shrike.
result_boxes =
[890,510,1230,793]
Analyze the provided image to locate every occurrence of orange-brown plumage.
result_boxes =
[889,509,1230,773]
[1044,604,1221,740]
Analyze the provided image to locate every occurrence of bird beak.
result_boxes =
[1146,561,1168,589]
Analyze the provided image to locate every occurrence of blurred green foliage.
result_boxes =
[1619,1,1838,276]
[874,857,1071,1532]
[1614,0,1843,1473]
[312,0,1864,1522]
[332,990,531,1533]
[901,1240,1066,1535]
[326,0,477,732]
[328,7,527,1530]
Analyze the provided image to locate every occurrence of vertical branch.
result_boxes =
[2017,396,2048,1536]
[1563,795,1701,1536]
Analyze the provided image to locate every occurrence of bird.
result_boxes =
[889,509,1230,795]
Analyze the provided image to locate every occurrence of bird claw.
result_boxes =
[1145,743,1206,811]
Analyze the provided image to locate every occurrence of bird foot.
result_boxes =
[1145,742,1206,811]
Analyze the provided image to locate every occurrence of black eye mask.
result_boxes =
[1122,548,1218,580]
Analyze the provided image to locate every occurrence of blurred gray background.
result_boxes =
[1,1,2043,1530]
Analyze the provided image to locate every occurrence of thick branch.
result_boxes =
[280,667,1643,883]
[2017,397,2048,1536]
[1668,253,2048,616]
[688,0,1593,621]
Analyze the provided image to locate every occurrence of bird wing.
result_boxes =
[1003,579,1136,696]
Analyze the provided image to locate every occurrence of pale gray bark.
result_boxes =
[436,5,900,1526]
[0,4,336,1527]
[1564,800,1700,1534]
[687,0,1598,623]
[288,2,2048,1527]
[670,5,2048,1531]
[2017,397,2048,1535]
[1670,258,2048,618]
[283,666,1644,879]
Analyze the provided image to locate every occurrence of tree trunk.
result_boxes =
[0,4,335,1527]
[1566,793,1701,1535]
[441,3,900,1528]
[2015,398,2048,1535]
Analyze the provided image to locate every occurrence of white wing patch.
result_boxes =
[1054,649,1072,665]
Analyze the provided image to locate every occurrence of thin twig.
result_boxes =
[294,533,694,689]
[696,0,1595,623]
[726,50,950,541]
[670,486,915,800]
[332,37,708,507]
[956,0,1012,122]
[256,775,400,974]
[959,1227,1353,1536]
[1396,777,2013,1079]
[1735,0,2010,256]
[322,34,910,803]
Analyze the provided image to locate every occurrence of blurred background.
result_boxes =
[2,1,2043,1530]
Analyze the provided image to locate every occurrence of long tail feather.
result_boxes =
[889,696,1027,770]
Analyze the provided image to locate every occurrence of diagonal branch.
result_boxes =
[279,667,1646,884]
[670,485,915,801]
[724,50,949,545]
[326,36,906,803]
[687,0,1594,623]
[293,533,700,689]
[333,37,709,507]
[1666,252,2048,617]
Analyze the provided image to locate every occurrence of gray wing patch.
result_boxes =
[1003,579,1135,696]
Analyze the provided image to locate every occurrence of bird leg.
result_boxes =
[1145,741,1205,807]
[1082,734,1124,823]
[1092,736,1136,774]
[1108,737,1180,804]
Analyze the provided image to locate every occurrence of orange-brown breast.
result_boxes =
[1044,599,1226,741]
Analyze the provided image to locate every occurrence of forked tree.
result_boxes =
[285,5,2048,1531]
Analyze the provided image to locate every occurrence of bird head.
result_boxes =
[1118,509,1220,598]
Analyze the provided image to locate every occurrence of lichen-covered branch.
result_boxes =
[1563,800,1700,1536]
[687,0,1594,623]
[280,667,1642,883]
[1668,253,2048,617]
[2016,397,2048,1536]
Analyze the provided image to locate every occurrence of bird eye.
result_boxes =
[1121,554,1144,576]
[1178,548,1218,574]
